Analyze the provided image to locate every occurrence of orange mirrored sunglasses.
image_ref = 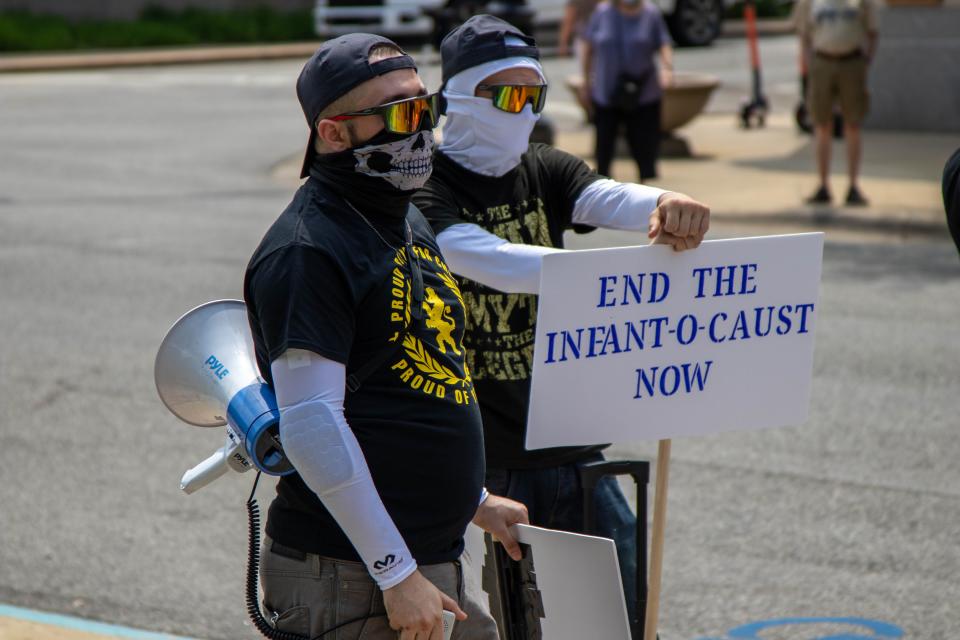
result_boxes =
[329,93,440,134]
[476,83,548,114]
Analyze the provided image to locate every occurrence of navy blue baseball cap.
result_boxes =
[439,15,539,85]
[296,33,417,178]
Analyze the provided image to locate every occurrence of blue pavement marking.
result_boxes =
[0,603,201,639]
[698,616,904,640]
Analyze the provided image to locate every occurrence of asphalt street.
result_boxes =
[0,38,958,640]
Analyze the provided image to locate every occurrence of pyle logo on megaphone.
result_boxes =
[155,300,294,494]
[204,355,230,380]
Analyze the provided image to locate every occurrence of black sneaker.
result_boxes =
[806,186,831,204]
[845,186,868,206]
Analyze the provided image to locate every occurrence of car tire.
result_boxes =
[668,0,723,46]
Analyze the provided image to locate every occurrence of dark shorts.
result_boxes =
[808,53,869,126]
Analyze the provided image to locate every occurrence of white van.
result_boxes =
[313,0,730,48]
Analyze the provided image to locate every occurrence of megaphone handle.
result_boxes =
[180,447,231,494]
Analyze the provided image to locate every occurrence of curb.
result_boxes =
[720,18,796,38]
[715,208,949,238]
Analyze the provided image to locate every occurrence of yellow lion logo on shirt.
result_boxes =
[423,286,461,355]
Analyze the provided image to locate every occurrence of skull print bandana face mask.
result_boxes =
[309,128,435,218]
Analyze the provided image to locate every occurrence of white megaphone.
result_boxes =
[155,300,294,494]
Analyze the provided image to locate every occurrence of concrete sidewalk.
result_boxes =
[562,113,954,242]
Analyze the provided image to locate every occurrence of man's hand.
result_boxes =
[648,192,710,251]
[472,494,530,561]
[383,570,467,640]
[659,68,674,88]
[578,83,594,117]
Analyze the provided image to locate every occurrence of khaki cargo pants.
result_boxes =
[260,537,500,640]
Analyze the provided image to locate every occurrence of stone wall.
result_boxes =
[866,4,960,132]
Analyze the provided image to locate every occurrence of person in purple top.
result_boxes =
[580,0,674,181]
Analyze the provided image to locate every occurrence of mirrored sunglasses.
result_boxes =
[476,83,548,114]
[329,93,440,134]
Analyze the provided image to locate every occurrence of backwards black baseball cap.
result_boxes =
[296,33,417,178]
[439,14,539,85]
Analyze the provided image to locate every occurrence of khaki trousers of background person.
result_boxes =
[259,537,500,640]
[808,53,869,125]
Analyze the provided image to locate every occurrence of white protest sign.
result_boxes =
[463,524,632,640]
[512,524,631,640]
[526,233,824,449]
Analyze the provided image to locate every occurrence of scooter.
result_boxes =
[739,0,769,128]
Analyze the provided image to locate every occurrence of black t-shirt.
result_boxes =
[244,178,485,565]
[413,144,605,469]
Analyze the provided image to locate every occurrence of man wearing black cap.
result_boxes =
[244,34,526,640]
[413,14,711,631]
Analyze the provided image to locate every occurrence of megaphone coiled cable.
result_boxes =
[245,472,387,640]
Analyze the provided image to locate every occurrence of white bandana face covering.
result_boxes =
[440,56,545,177]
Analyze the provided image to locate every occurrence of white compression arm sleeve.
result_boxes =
[436,182,670,295]
[572,179,669,230]
[436,223,563,294]
[271,349,417,590]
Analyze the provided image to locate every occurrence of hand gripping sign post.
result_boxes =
[526,233,824,640]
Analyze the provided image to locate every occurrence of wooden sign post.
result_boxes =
[644,439,671,640]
